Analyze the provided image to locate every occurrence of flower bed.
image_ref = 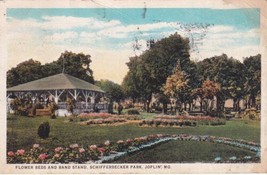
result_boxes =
[139,116,226,127]
[7,134,170,164]
[70,113,141,123]
[73,113,140,121]
[78,113,113,119]
[7,134,260,164]
[85,117,127,125]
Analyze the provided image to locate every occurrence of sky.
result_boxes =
[7,8,260,84]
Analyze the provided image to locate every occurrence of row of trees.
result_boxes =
[7,33,261,116]
[122,33,261,115]
[7,51,94,88]
[7,51,125,112]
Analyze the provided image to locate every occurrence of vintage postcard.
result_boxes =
[0,0,267,173]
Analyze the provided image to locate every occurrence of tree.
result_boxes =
[96,80,124,103]
[243,54,261,108]
[153,93,170,114]
[122,33,191,112]
[197,54,246,111]
[163,64,189,112]
[7,59,42,87]
[122,57,143,100]
[193,80,220,113]
[7,51,95,88]
[96,80,124,113]
[57,51,94,83]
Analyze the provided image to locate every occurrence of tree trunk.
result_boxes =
[248,97,251,108]
[216,95,225,113]
[233,98,237,111]
[189,103,192,111]
[162,102,168,114]
[245,97,248,109]
[216,96,220,112]
[237,99,240,111]
[203,100,208,113]
[146,100,151,112]
[108,101,114,113]
[251,96,256,108]
[200,99,203,112]
[210,99,214,111]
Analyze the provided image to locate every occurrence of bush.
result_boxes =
[127,109,140,115]
[244,108,259,120]
[50,114,56,119]
[184,121,192,126]
[49,102,58,114]
[17,106,29,116]
[37,122,50,139]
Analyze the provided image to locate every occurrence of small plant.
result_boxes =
[50,115,56,119]
[37,122,50,139]
[66,98,74,114]
[184,121,191,126]
[243,108,259,120]
[49,102,58,119]
[127,109,140,115]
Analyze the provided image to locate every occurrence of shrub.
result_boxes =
[169,120,174,126]
[244,108,259,120]
[161,120,167,126]
[17,106,30,116]
[80,118,86,122]
[127,109,140,115]
[154,120,161,127]
[37,122,50,139]
[50,114,56,119]
[184,121,192,126]
[49,102,58,114]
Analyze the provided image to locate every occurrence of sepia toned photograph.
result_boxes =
[1,0,267,173]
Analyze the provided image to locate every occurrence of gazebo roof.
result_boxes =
[7,73,105,93]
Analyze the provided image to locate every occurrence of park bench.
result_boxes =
[36,108,51,116]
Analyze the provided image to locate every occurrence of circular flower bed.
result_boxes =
[139,116,226,127]
[7,134,260,164]
[7,134,170,164]
[85,117,127,125]
[78,113,113,119]
[69,113,141,124]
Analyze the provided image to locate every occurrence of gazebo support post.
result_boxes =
[68,89,80,101]
[90,92,96,104]
[82,90,90,109]
[31,96,36,104]
[49,90,65,104]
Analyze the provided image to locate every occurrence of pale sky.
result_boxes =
[7,8,260,84]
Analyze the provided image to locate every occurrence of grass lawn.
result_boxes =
[114,140,256,163]
[7,113,260,162]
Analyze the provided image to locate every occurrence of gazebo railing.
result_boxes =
[57,102,108,111]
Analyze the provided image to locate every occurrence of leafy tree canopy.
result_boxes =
[122,33,192,102]
[96,79,124,102]
[7,51,94,87]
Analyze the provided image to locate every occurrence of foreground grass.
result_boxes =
[7,114,260,153]
[114,140,255,163]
